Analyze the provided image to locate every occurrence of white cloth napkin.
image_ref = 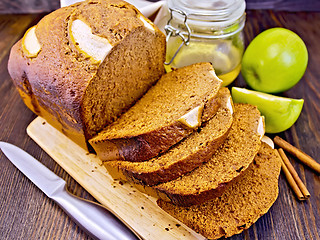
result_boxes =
[60,0,164,18]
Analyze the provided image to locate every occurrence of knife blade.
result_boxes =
[0,141,141,240]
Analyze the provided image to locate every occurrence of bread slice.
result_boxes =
[8,0,166,150]
[89,63,223,162]
[157,142,282,240]
[138,104,264,206]
[104,87,233,186]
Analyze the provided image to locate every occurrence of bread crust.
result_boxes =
[94,121,194,161]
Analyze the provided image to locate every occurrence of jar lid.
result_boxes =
[167,0,245,28]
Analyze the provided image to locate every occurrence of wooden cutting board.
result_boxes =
[27,116,205,240]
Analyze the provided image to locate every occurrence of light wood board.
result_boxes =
[27,116,205,240]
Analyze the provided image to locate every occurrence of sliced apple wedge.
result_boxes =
[261,135,275,148]
[231,87,304,133]
[70,19,113,63]
[139,15,155,33]
[22,26,41,58]
[178,105,203,129]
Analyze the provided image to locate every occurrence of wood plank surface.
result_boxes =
[0,9,319,240]
[0,1,60,14]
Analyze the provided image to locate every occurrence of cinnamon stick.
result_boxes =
[274,136,320,174]
[279,159,305,200]
[278,148,310,199]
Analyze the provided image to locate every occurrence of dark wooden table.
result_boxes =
[0,10,319,240]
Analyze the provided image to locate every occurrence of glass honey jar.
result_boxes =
[156,0,246,86]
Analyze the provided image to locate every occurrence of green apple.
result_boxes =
[231,87,304,133]
[241,28,308,93]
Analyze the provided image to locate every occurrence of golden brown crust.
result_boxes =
[157,142,282,240]
[96,122,193,162]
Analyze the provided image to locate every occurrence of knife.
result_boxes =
[0,141,141,240]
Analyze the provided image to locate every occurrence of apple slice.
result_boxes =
[231,87,304,133]
[22,26,41,58]
[178,105,203,129]
[70,19,113,63]
[261,135,274,149]
[139,15,155,33]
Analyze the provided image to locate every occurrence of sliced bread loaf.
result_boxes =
[157,142,282,240]
[8,0,166,149]
[89,63,223,162]
[139,104,264,206]
[104,87,233,186]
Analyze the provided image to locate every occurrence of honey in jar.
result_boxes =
[156,0,246,86]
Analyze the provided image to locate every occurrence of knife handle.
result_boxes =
[51,185,141,240]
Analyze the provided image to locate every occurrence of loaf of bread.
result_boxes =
[8,0,166,149]
[157,142,282,240]
[105,87,233,185]
[89,62,223,162]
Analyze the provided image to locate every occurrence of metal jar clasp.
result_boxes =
[164,8,191,65]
